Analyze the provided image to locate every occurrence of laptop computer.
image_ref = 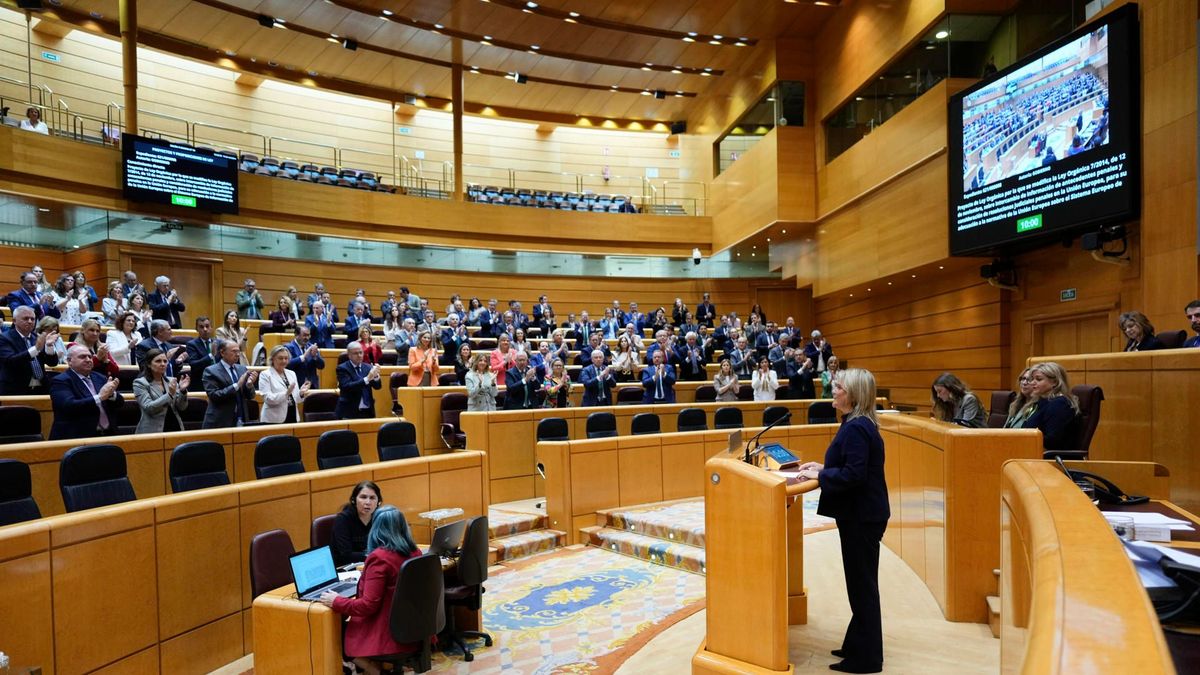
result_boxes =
[427,519,468,558]
[288,545,358,601]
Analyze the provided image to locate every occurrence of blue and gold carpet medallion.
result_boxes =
[488,569,655,630]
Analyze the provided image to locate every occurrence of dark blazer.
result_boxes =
[5,289,54,319]
[695,302,716,327]
[1022,396,1080,450]
[0,327,58,394]
[285,340,325,388]
[147,290,185,329]
[803,341,834,370]
[439,328,470,365]
[343,315,370,338]
[202,361,256,428]
[185,336,217,375]
[331,504,370,566]
[675,343,708,381]
[505,366,540,409]
[641,363,677,404]
[335,360,381,419]
[816,415,890,523]
[49,369,124,440]
[580,364,616,406]
[787,363,817,399]
[305,314,336,349]
[1124,336,1164,352]
[135,337,184,377]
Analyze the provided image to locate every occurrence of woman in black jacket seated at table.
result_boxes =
[1021,362,1081,451]
[1119,311,1163,352]
[331,481,382,566]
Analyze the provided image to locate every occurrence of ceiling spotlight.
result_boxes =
[256,14,276,28]
[525,1,538,7]
[935,30,950,39]
[709,39,721,45]
[682,36,695,42]
[713,34,723,39]
[513,72,528,84]
[326,35,339,43]
[640,90,651,96]
[530,45,540,50]
[381,9,393,15]
[670,68,682,74]
[569,11,580,17]
[781,229,786,234]
[434,23,445,29]
[654,90,666,99]
[341,37,358,50]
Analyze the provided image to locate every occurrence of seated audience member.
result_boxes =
[269,296,297,331]
[465,352,499,411]
[510,301,529,330]
[642,349,677,404]
[106,311,142,367]
[930,372,987,428]
[73,272,98,313]
[728,336,754,378]
[580,349,617,406]
[574,310,596,346]
[0,306,59,394]
[148,276,186,329]
[579,332,612,365]
[805,330,834,373]
[491,334,518,388]
[285,325,325,389]
[443,293,461,318]
[696,293,716,328]
[820,356,841,398]
[779,317,800,348]
[133,347,189,433]
[752,356,781,401]
[1118,311,1163,352]
[350,290,374,321]
[50,344,123,440]
[1186,300,1200,348]
[1019,362,1081,451]
[202,340,258,429]
[101,281,126,325]
[37,316,68,364]
[611,334,639,381]
[68,318,120,378]
[259,345,309,424]
[127,291,153,334]
[536,310,557,336]
[625,303,645,332]
[6,271,53,319]
[357,326,383,365]
[235,278,265,320]
[493,311,517,340]
[336,341,382,419]
[1004,368,1036,429]
[788,354,817,400]
[331,481,381,567]
[676,331,708,381]
[305,300,336,349]
[344,302,371,338]
[543,359,572,408]
[50,273,87,326]
[768,342,790,380]
[649,308,670,334]
[622,323,644,350]
[137,320,187,376]
[713,359,740,402]
[439,315,469,365]
[216,311,249,365]
[679,312,700,340]
[505,351,541,410]
[20,107,48,134]
[318,506,423,675]
[406,331,439,387]
[185,316,218,376]
[120,270,144,299]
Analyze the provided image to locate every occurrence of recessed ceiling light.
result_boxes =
[752,245,756,249]
[526,1,538,7]
[484,35,493,40]
[530,45,540,50]
[434,23,444,29]
[682,36,695,42]
[911,274,917,278]
[867,288,872,292]
[751,252,756,257]
[569,11,580,17]
[382,9,393,16]
[38,207,49,212]
[713,34,723,39]
[849,293,853,297]
[781,229,786,234]
[887,282,892,285]
[938,265,945,269]
[766,238,771,242]
[935,30,950,39]
[640,90,651,96]
[670,68,682,74]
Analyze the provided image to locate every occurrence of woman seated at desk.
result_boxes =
[320,505,422,675]
[1019,361,1080,451]
[331,481,382,566]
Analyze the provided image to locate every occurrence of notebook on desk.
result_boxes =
[289,545,358,601]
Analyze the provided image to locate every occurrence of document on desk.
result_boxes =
[1127,540,1200,569]
[1100,510,1194,530]
[1123,541,1179,588]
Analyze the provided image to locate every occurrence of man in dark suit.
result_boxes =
[510,301,529,331]
[439,315,469,365]
[625,302,645,334]
[286,325,325,388]
[305,301,336,349]
[185,316,217,376]
[343,301,370,337]
[478,299,501,338]
[0,306,59,394]
[202,340,258,429]
[136,320,188,377]
[787,354,817,400]
[641,350,676,404]
[578,332,611,366]
[505,351,540,410]
[49,344,123,440]
[804,330,835,373]
[695,293,716,328]
[580,349,616,406]
[147,275,186,329]
[644,330,680,368]
[120,270,144,300]
[335,341,382,419]
[575,310,595,347]
[532,295,553,324]
[675,331,708,381]
[729,336,754,378]
[5,271,54,320]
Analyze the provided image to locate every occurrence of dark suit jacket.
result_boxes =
[285,340,325,388]
[147,290,185,328]
[816,416,890,523]
[580,364,616,406]
[505,366,540,409]
[305,315,336,349]
[135,337,184,377]
[1022,396,1080,451]
[641,364,677,404]
[344,315,370,338]
[1124,336,1164,352]
[787,363,816,399]
[674,343,708,381]
[5,290,53,319]
[49,370,124,440]
[202,361,256,428]
[0,327,58,394]
[185,337,217,375]
[803,341,834,370]
[335,360,381,419]
[695,302,716,327]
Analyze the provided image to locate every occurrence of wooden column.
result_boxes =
[119,0,138,136]
[451,39,464,202]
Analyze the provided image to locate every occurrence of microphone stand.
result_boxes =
[743,411,793,468]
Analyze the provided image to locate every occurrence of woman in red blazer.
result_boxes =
[356,325,384,365]
[319,506,422,674]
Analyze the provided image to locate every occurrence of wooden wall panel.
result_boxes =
[0,546,54,674]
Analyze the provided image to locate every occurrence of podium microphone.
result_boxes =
[744,410,792,465]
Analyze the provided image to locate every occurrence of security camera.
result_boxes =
[692,247,702,266]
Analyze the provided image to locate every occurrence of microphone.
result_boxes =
[743,410,793,466]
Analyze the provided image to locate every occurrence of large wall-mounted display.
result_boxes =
[948,4,1139,256]
[122,134,239,214]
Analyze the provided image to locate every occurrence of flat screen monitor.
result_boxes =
[122,133,239,214]
[948,4,1139,256]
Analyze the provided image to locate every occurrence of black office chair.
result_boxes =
[677,408,707,432]
[253,435,305,479]
[378,554,446,673]
[316,430,362,470]
[630,413,660,436]
[59,444,137,513]
[693,385,717,403]
[0,405,43,444]
[179,398,208,430]
[442,516,493,662]
[987,391,1016,429]
[302,392,339,422]
[249,528,296,598]
[536,417,569,441]
[807,402,838,424]
[763,405,792,427]
[169,441,231,493]
[310,513,337,549]
[586,412,618,439]
[616,387,643,405]
[0,459,40,526]
[714,407,744,430]
[377,421,420,461]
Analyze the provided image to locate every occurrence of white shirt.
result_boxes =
[20,119,48,135]
[258,367,301,423]
[751,369,780,402]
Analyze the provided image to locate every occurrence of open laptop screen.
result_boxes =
[289,546,338,596]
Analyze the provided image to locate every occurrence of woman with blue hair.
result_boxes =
[319,505,422,675]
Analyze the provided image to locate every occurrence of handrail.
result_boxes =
[106,101,123,139]
[140,109,192,143]
[192,120,267,156]
[53,97,70,136]
[267,135,337,167]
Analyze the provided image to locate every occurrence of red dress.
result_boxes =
[331,548,422,657]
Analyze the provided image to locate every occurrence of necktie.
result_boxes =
[161,342,174,377]
[360,365,371,409]
[27,334,43,379]
[228,365,244,425]
[521,369,530,407]
[82,375,110,430]
[656,369,664,400]
[596,368,606,402]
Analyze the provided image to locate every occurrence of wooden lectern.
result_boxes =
[692,455,818,674]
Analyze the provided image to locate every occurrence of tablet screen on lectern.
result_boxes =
[760,443,799,465]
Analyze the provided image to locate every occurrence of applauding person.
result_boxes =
[133,348,189,433]
[260,345,310,424]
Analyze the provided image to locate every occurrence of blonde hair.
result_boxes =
[1027,361,1079,413]
[268,344,290,364]
[836,368,878,426]
[1009,367,1033,418]
[469,352,490,372]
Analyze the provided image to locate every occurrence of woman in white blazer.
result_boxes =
[751,356,780,402]
[105,312,142,366]
[259,345,310,423]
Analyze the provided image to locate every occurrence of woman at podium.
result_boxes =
[797,368,889,674]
